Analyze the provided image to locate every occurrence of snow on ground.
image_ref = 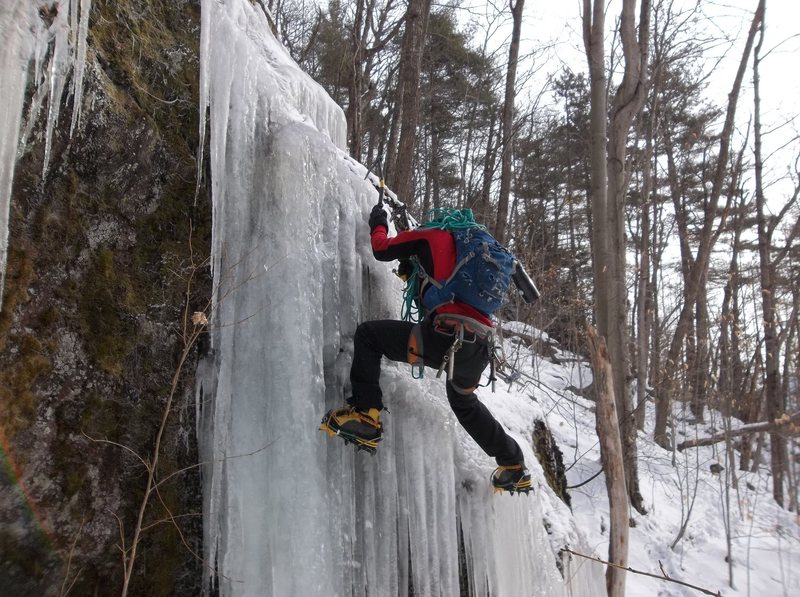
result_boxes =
[493,319,800,597]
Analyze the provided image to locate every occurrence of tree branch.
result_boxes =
[561,548,722,596]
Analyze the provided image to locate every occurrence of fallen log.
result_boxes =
[677,412,800,451]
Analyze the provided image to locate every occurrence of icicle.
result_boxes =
[42,1,70,175]
[0,0,94,302]
[195,0,212,206]
[0,1,38,304]
[17,75,50,159]
[69,0,92,136]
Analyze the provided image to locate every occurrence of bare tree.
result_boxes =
[391,0,432,204]
[346,0,403,161]
[653,0,765,447]
[494,0,524,243]
[608,0,651,513]
[583,0,651,514]
[752,5,800,506]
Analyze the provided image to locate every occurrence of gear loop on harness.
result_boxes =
[407,323,425,379]
[431,313,495,384]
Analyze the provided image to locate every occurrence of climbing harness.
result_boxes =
[431,314,503,391]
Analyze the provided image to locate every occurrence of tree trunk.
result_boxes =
[601,0,651,513]
[583,0,609,338]
[753,10,787,506]
[635,87,657,431]
[384,75,402,183]
[430,124,441,212]
[392,0,432,205]
[459,101,477,207]
[719,195,745,403]
[588,326,629,597]
[649,192,664,439]
[691,281,710,421]
[786,288,800,511]
[677,412,800,451]
[346,0,367,161]
[719,191,751,470]
[474,109,498,225]
[494,0,524,243]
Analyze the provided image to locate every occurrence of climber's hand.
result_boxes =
[369,203,389,232]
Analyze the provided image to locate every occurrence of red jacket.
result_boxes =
[370,225,493,327]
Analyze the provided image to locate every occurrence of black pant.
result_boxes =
[349,318,523,466]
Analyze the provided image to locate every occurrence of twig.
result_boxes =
[112,511,126,567]
[140,512,203,533]
[567,467,603,490]
[82,433,150,469]
[59,518,86,597]
[560,548,722,596]
[154,439,276,490]
[152,482,204,564]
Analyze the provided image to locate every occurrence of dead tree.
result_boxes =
[588,326,629,597]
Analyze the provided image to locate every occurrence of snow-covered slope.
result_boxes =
[196,1,604,595]
[502,324,800,597]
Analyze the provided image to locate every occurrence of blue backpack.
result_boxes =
[421,227,515,316]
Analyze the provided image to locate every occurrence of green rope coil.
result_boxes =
[399,208,485,325]
[401,257,422,323]
[419,208,486,232]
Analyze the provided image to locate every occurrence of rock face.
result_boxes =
[1,1,209,594]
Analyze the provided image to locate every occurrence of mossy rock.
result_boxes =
[0,248,35,349]
[532,419,571,508]
[77,248,141,376]
[1,1,209,595]
[0,333,51,434]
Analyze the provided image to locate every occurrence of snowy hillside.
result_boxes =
[498,324,800,597]
[195,0,604,595]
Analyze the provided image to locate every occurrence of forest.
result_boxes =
[265,0,798,522]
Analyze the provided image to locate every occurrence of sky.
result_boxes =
[460,0,800,196]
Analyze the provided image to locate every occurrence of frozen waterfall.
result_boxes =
[197,0,605,595]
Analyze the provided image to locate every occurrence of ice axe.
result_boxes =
[364,157,418,232]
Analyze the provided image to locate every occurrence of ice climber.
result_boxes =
[321,201,532,494]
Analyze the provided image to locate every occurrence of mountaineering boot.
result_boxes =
[491,464,532,494]
[320,406,383,454]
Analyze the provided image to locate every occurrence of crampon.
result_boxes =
[319,406,383,455]
[491,464,533,495]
